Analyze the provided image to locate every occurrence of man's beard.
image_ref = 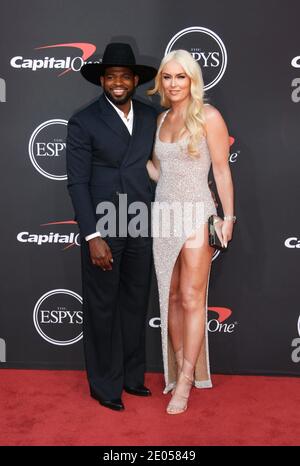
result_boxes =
[104,88,135,106]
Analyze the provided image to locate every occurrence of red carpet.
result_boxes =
[0,370,299,446]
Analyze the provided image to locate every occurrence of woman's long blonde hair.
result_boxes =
[148,49,206,156]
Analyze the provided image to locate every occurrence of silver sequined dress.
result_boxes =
[152,110,217,394]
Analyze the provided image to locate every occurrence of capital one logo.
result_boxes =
[0,78,6,102]
[10,42,96,77]
[17,220,80,250]
[284,237,300,248]
[207,307,236,333]
[165,27,227,90]
[33,289,83,346]
[291,314,300,363]
[150,306,236,333]
[229,136,240,164]
[28,119,67,180]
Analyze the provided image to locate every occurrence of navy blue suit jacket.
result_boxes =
[66,94,157,238]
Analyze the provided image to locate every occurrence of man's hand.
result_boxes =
[88,237,113,271]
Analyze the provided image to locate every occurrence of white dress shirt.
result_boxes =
[106,96,134,135]
[85,97,134,241]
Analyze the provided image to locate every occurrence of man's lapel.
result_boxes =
[131,100,143,141]
[98,94,131,145]
[121,100,144,166]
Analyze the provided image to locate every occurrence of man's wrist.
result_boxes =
[85,232,101,241]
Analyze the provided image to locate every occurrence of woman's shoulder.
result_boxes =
[203,103,228,139]
[203,103,222,119]
[203,104,225,127]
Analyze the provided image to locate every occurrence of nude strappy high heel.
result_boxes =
[167,358,194,415]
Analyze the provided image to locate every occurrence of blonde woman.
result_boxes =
[147,50,235,414]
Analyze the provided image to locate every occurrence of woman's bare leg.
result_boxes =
[167,226,213,414]
[180,228,213,371]
[168,257,183,379]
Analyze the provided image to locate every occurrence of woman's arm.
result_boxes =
[204,105,235,247]
[146,112,165,182]
[147,152,160,182]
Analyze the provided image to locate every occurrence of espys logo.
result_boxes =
[284,237,300,248]
[17,220,79,250]
[28,119,67,180]
[33,289,83,346]
[0,78,6,102]
[291,314,300,363]
[165,27,227,90]
[0,338,6,362]
[150,306,237,333]
[10,42,96,76]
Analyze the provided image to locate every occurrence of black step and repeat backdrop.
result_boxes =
[1,0,299,376]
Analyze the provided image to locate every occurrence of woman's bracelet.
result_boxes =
[224,215,236,223]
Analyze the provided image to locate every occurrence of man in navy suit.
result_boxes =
[66,43,157,411]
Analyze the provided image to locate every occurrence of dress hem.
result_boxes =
[163,379,213,394]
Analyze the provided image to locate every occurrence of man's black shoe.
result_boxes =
[90,390,124,411]
[124,384,152,397]
[98,398,124,411]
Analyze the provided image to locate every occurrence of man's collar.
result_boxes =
[104,95,133,120]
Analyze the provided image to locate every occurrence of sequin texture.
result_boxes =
[152,111,216,393]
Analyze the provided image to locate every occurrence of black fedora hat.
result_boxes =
[80,42,157,86]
